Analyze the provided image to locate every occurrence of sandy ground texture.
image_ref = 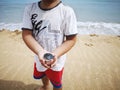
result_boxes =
[0,30,120,90]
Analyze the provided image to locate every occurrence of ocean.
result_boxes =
[0,0,120,35]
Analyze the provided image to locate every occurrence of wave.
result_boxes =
[0,23,22,31]
[77,22,120,35]
[0,22,120,35]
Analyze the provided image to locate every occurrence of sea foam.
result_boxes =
[0,22,120,35]
[77,22,120,35]
[0,23,22,31]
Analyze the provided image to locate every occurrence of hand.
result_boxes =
[38,50,51,68]
[49,54,57,68]
[42,53,57,68]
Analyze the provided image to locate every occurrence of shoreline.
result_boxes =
[0,21,120,35]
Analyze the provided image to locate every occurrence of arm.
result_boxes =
[22,30,43,55]
[50,34,77,67]
[22,30,50,68]
[53,34,77,58]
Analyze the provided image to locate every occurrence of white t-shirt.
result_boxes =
[22,1,78,71]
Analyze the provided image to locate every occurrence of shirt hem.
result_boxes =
[21,27,33,31]
[65,33,78,36]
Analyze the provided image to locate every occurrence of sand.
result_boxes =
[0,30,120,90]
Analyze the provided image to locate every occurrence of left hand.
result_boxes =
[49,54,57,68]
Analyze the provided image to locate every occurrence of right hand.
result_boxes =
[37,50,51,68]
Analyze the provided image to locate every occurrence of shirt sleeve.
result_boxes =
[63,7,78,36]
[21,4,33,30]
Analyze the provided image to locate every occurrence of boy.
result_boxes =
[22,0,78,90]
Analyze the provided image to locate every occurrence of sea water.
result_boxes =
[0,0,120,35]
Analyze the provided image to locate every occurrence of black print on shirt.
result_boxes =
[31,14,47,36]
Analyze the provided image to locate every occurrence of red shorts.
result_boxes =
[33,63,63,88]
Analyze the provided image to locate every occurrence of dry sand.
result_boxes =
[0,30,120,90]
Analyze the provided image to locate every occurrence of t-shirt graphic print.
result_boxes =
[31,13,61,52]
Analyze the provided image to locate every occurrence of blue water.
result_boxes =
[0,0,120,35]
[64,0,120,23]
[0,0,120,23]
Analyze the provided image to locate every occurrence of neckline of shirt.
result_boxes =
[38,1,62,11]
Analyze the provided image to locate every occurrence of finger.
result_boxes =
[50,58,56,65]
[42,63,50,68]
[40,60,50,68]
[40,60,44,63]
[44,64,50,68]
[50,57,57,68]
[50,64,56,68]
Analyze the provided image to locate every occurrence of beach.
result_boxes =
[0,30,120,90]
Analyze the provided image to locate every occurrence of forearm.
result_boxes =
[53,35,77,58]
[22,30,44,55]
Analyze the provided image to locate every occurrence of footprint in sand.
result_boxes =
[85,43,93,47]
[90,34,99,37]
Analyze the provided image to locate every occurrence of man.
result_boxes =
[22,0,78,90]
